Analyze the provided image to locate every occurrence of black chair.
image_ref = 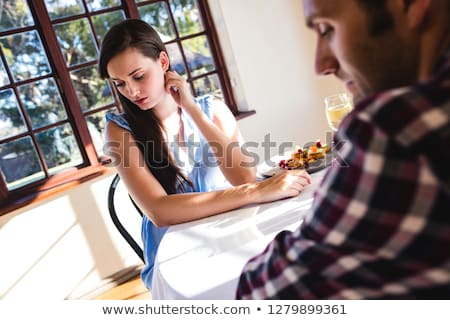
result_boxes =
[108,173,145,263]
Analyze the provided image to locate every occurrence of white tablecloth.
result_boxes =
[151,170,326,299]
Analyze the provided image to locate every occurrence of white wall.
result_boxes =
[0,0,343,299]
[213,0,343,161]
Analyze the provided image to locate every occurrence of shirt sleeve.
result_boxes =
[105,111,132,131]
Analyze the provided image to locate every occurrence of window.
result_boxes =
[0,0,236,213]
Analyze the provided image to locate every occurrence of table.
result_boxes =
[151,170,326,299]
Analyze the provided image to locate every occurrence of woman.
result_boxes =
[99,19,311,289]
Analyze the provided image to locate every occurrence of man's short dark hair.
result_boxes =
[355,0,394,36]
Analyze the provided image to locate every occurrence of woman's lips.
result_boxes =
[134,97,147,105]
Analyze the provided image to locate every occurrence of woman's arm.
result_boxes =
[105,121,310,227]
[165,71,256,185]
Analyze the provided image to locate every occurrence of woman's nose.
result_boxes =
[127,84,140,98]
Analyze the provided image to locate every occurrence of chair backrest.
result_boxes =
[108,173,145,263]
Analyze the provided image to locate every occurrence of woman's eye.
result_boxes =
[134,74,144,81]
[114,82,124,88]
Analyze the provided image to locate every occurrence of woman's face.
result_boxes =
[107,47,169,110]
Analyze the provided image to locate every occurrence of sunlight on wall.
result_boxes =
[0,173,142,299]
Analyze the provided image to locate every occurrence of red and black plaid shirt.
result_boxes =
[237,48,450,299]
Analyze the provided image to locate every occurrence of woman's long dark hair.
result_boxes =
[99,19,192,194]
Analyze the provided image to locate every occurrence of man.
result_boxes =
[237,0,450,299]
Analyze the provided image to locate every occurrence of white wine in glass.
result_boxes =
[324,93,353,131]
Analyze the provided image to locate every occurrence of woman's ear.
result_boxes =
[405,0,431,30]
[159,51,171,72]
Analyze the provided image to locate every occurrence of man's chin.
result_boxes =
[344,82,361,104]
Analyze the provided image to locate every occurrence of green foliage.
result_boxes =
[0,0,34,31]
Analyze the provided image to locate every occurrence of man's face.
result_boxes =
[303,0,418,103]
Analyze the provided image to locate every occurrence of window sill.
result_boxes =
[0,165,115,217]
[235,110,256,120]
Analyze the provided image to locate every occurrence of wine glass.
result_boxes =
[324,92,353,132]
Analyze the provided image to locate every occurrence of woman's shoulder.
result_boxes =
[194,94,215,117]
[195,94,227,119]
[105,110,131,131]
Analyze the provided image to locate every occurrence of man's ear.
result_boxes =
[405,0,431,29]
[159,51,170,72]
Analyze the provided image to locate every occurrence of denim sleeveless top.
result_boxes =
[105,95,231,289]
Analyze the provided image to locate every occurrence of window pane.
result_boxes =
[44,0,85,20]
[18,78,68,129]
[70,65,113,112]
[0,89,27,140]
[166,43,186,76]
[193,73,223,98]
[182,36,214,77]
[92,10,126,44]
[0,31,52,81]
[85,110,108,157]
[139,2,176,40]
[86,0,121,12]
[170,0,203,36]
[0,58,10,86]
[0,0,34,32]
[35,124,83,175]
[54,19,98,67]
[0,136,44,190]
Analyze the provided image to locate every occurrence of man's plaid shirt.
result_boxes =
[237,48,450,299]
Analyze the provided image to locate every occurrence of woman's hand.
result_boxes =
[252,170,312,203]
[165,70,196,111]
